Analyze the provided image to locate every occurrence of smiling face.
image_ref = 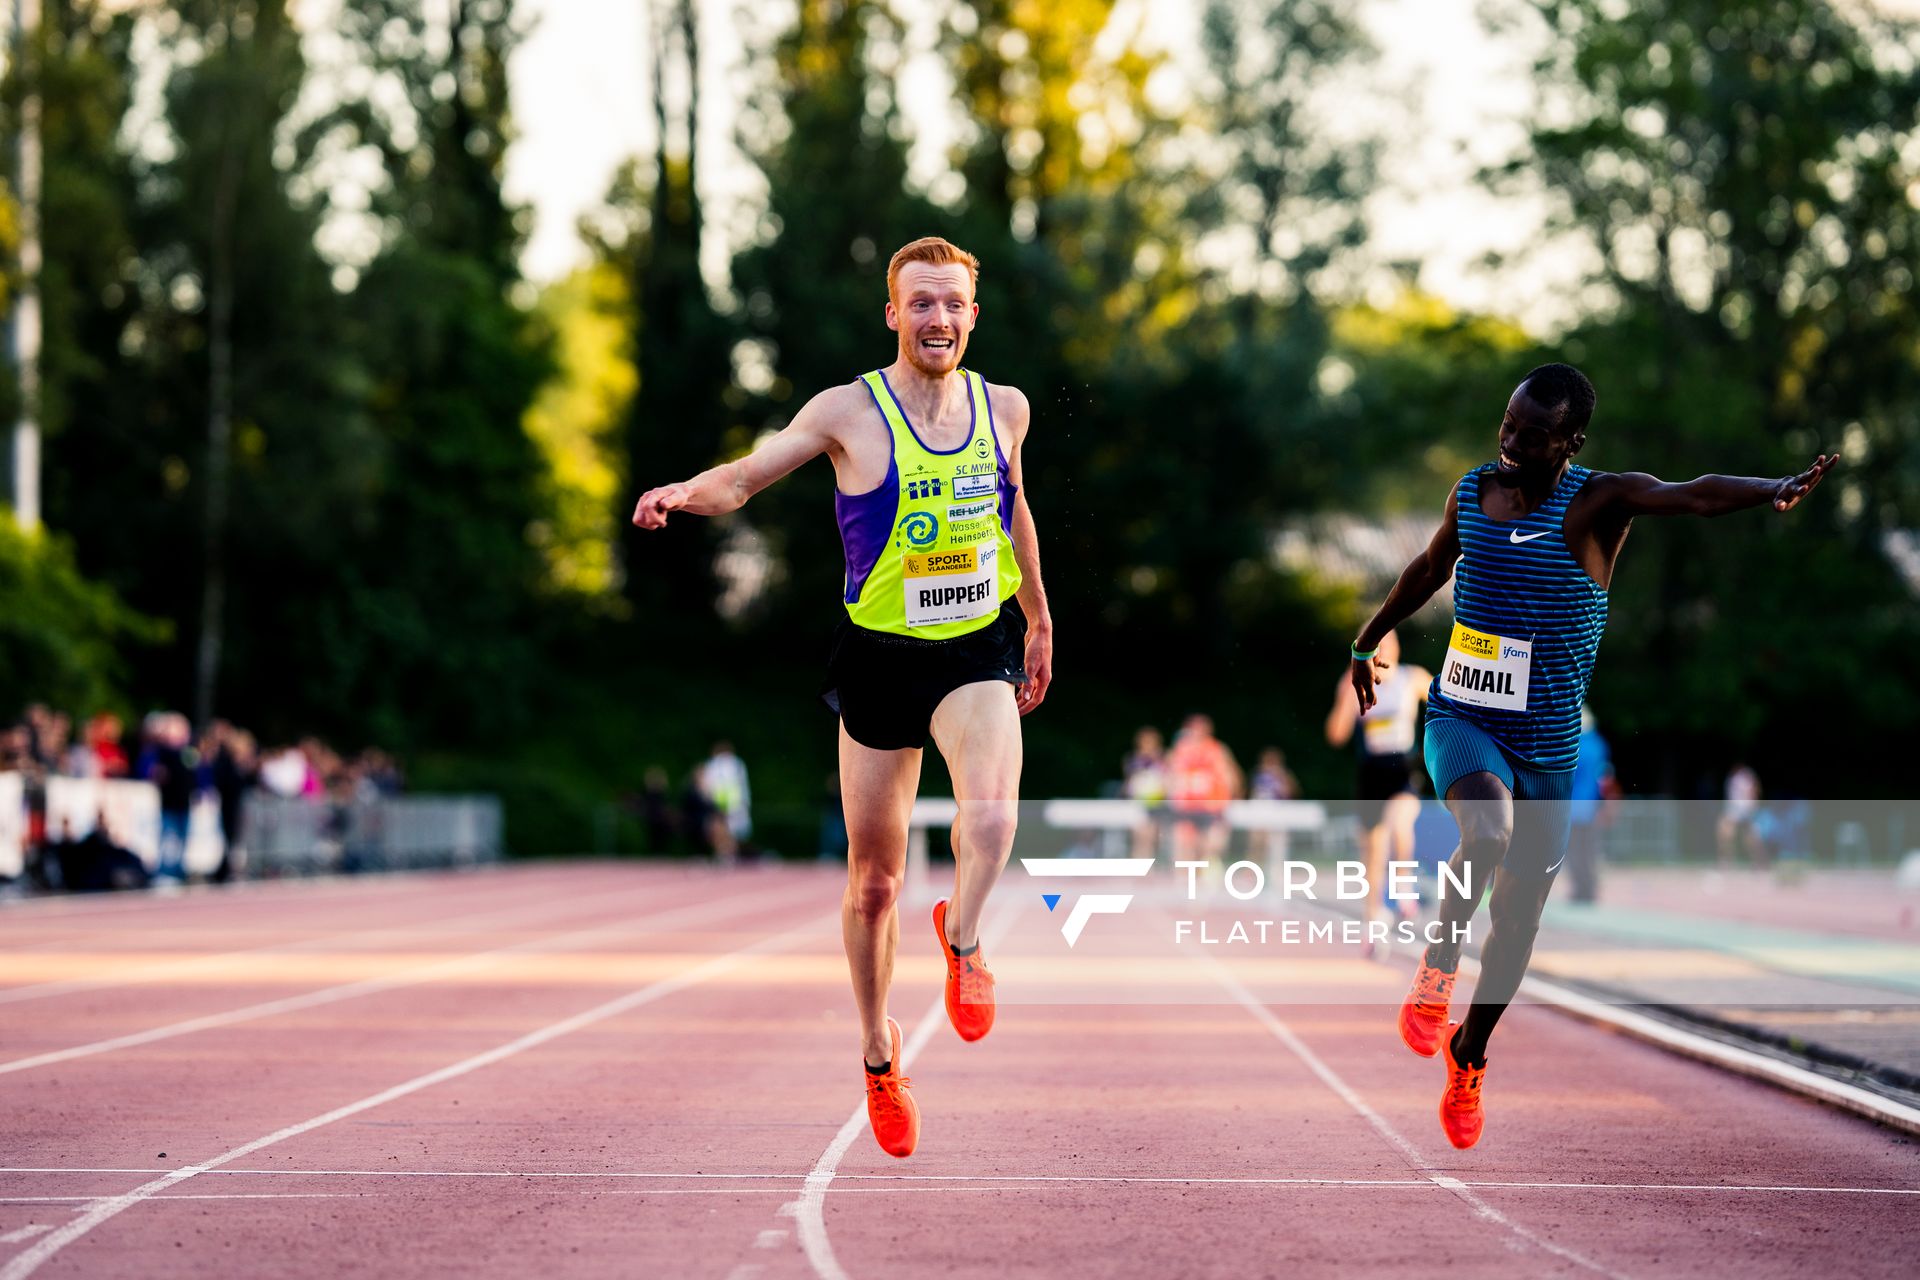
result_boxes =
[887,261,977,376]
[1494,380,1585,484]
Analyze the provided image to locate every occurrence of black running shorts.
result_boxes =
[821,601,1028,751]
[1355,753,1414,828]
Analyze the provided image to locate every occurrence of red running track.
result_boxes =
[0,863,1913,1279]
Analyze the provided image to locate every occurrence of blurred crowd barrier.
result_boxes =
[244,793,504,875]
[0,773,502,883]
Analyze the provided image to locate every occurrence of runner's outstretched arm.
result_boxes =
[1000,387,1052,714]
[630,391,841,528]
[1349,482,1462,714]
[1588,453,1837,519]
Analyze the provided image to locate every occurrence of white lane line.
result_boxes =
[612,1188,1007,1195]
[792,899,1022,1280]
[0,912,836,1280]
[0,1229,49,1246]
[8,1166,1916,1198]
[0,866,504,920]
[1,1195,362,1204]
[0,875,706,1007]
[0,884,803,1077]
[5,1167,1917,1195]
[1204,953,1630,1280]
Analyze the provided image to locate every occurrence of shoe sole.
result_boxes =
[1399,1005,1443,1058]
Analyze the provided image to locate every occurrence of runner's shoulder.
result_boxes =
[797,379,885,443]
[1567,469,1646,518]
[982,380,1033,443]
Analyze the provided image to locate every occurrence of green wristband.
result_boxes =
[1350,643,1377,661]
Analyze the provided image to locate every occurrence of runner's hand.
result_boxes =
[632,483,692,529]
[1018,624,1053,716]
[1772,453,1837,512]
[1350,652,1389,714]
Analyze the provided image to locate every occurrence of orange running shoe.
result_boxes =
[1438,1022,1486,1150]
[1398,950,1457,1057]
[933,897,995,1042]
[864,1016,919,1159]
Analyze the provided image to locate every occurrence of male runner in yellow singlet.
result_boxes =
[631,237,1052,1159]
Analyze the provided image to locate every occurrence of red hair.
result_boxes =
[886,237,980,299]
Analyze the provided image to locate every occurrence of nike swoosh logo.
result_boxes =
[1509,529,1553,544]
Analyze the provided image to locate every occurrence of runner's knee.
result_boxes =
[1456,803,1514,856]
[848,868,902,921]
[1487,879,1547,942]
[956,801,1017,858]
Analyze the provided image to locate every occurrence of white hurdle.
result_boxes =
[903,797,1329,905]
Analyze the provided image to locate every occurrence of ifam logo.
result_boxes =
[1018,857,1155,946]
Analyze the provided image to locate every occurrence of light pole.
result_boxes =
[6,0,39,533]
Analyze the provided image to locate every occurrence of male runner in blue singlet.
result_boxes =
[1348,363,1834,1149]
[631,238,1053,1159]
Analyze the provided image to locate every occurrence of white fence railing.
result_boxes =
[1,772,502,883]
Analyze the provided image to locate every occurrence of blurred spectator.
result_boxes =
[6,699,410,892]
[1123,727,1168,858]
[48,810,149,893]
[360,749,404,796]
[1250,747,1297,801]
[1565,706,1618,904]
[1248,746,1299,869]
[679,770,713,856]
[1167,714,1240,867]
[300,738,336,798]
[143,713,197,882]
[209,723,258,883]
[0,724,31,774]
[1718,762,1765,869]
[36,711,73,774]
[697,741,751,865]
[78,713,129,778]
[24,704,57,768]
[260,744,313,798]
[634,767,676,852]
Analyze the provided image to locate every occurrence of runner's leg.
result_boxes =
[929,680,1022,951]
[839,723,924,1065]
[1431,771,1513,968]
[1360,820,1389,938]
[1453,867,1555,1062]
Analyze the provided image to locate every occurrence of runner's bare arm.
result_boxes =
[1589,454,1837,521]
[998,384,1052,715]
[1349,483,1462,714]
[630,388,847,529]
[1325,671,1359,747]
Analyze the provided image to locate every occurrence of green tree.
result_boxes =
[523,261,635,598]
[325,0,554,746]
[0,522,161,714]
[614,0,736,628]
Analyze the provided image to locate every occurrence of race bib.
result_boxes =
[1440,622,1531,711]
[904,543,1000,628]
